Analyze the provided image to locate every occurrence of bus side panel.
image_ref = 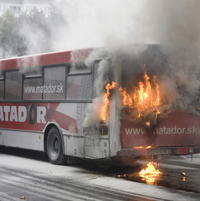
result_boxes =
[0,103,48,131]
[2,130,44,151]
[64,135,84,157]
[84,134,110,159]
[0,131,3,145]
[121,110,200,149]
[0,102,79,152]
[56,103,87,158]
[58,102,111,159]
[0,101,113,159]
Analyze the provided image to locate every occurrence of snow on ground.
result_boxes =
[0,153,200,201]
[158,154,200,167]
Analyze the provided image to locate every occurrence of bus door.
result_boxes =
[108,93,122,157]
[83,94,121,159]
[83,118,111,159]
[83,61,111,159]
[65,65,93,157]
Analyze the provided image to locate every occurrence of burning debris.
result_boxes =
[180,171,188,182]
[115,161,162,185]
[138,162,162,185]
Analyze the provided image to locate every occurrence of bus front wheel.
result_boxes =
[46,127,65,165]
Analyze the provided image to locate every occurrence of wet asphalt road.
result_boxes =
[157,156,200,193]
[0,166,161,201]
[121,158,200,194]
[0,148,200,201]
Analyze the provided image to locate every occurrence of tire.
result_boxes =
[46,127,65,165]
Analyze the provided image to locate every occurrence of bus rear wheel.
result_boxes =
[46,127,65,165]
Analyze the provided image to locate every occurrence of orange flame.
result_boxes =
[120,72,160,118]
[119,87,133,108]
[133,145,153,150]
[139,162,162,184]
[100,81,117,122]
[99,72,161,122]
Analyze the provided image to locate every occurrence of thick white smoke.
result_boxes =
[49,0,200,49]
[2,0,200,120]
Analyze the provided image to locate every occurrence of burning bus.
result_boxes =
[0,44,200,164]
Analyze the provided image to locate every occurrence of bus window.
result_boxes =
[0,79,4,99]
[5,71,22,100]
[66,74,92,100]
[69,62,91,74]
[24,67,42,77]
[23,78,43,100]
[43,66,66,100]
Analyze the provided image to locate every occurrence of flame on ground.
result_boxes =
[180,172,188,182]
[139,162,162,184]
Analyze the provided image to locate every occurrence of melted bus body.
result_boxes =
[0,48,200,164]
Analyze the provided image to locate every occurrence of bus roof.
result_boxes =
[0,48,92,71]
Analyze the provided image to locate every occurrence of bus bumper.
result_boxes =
[117,146,200,158]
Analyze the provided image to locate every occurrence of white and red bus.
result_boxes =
[0,47,200,164]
